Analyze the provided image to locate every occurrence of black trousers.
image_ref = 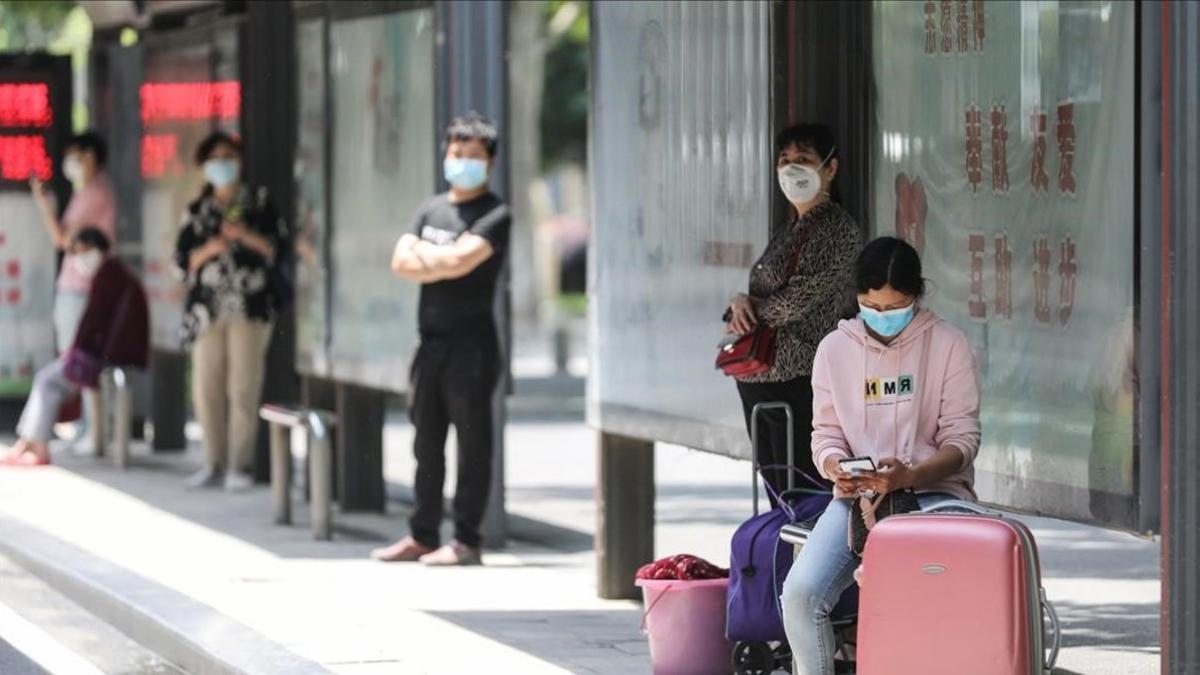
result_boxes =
[408,331,500,549]
[736,376,831,504]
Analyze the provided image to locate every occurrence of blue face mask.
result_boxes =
[859,303,916,338]
[443,157,489,191]
[204,158,240,189]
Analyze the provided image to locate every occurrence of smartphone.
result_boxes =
[838,456,877,477]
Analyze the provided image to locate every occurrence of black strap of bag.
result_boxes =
[848,489,921,556]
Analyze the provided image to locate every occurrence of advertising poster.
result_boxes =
[589,1,772,456]
[871,0,1136,525]
[326,8,435,392]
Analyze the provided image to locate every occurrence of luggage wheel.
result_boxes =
[732,641,786,675]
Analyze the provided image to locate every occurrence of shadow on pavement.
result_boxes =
[1053,599,1160,653]
[427,609,649,675]
[42,449,407,560]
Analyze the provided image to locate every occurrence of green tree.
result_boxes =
[540,0,588,171]
[0,0,74,51]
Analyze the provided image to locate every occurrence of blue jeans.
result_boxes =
[781,492,958,675]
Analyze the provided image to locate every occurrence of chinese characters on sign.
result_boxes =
[930,0,985,54]
[1033,235,1052,325]
[968,233,987,320]
[1030,108,1050,192]
[960,231,1077,328]
[994,233,1012,320]
[990,104,1009,193]
[965,105,983,193]
[1056,101,1077,195]
[965,100,1076,199]
[925,2,938,54]
[1059,235,1078,326]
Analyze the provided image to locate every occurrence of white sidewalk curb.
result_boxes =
[0,515,330,675]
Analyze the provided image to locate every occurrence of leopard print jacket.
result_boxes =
[737,200,862,383]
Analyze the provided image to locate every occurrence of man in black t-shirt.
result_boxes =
[372,113,511,567]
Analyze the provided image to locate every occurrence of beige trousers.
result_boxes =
[192,318,273,473]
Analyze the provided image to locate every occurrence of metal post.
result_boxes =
[270,422,291,525]
[597,431,655,600]
[308,412,333,541]
[112,367,131,468]
[245,0,299,485]
[150,350,187,451]
[438,0,511,548]
[1162,2,1200,672]
[335,383,385,512]
[301,376,339,502]
[88,386,106,459]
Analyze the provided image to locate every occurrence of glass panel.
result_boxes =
[328,9,435,392]
[141,29,241,351]
[589,0,772,456]
[295,17,329,377]
[0,66,64,395]
[870,0,1136,526]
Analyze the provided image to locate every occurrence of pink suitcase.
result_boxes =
[856,502,1060,675]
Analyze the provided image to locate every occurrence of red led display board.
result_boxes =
[140,81,240,123]
[0,80,59,183]
[0,135,51,180]
[140,80,240,178]
[0,83,51,127]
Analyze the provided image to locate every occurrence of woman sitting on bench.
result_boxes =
[780,237,982,674]
[2,228,148,466]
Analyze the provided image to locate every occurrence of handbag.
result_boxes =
[715,224,811,377]
[848,488,921,555]
[61,346,104,389]
[727,465,832,642]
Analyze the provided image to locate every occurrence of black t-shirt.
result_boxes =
[410,191,511,336]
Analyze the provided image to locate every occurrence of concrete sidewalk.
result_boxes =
[0,412,1160,674]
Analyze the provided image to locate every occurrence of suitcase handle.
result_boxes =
[750,402,794,516]
[919,499,995,516]
[1041,587,1061,672]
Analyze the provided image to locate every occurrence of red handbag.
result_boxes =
[715,325,779,377]
[715,225,810,378]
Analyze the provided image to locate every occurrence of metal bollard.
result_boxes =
[87,385,106,459]
[308,412,333,541]
[111,368,132,468]
[270,423,292,525]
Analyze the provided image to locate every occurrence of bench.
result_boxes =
[258,404,337,540]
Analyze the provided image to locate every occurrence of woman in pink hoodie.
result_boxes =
[780,237,981,675]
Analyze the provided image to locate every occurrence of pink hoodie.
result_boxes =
[811,308,981,500]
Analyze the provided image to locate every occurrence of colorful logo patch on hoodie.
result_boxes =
[865,375,916,404]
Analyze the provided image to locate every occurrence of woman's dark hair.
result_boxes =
[71,226,110,254]
[775,123,838,163]
[194,130,242,166]
[444,112,499,157]
[67,131,108,168]
[855,236,926,299]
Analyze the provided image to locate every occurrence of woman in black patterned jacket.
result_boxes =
[175,131,288,493]
[725,124,862,497]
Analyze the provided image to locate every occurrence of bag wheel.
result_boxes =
[732,641,776,675]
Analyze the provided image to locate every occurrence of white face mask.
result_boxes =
[63,155,84,185]
[71,249,104,278]
[777,146,836,205]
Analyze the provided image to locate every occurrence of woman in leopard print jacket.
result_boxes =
[725,124,862,497]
